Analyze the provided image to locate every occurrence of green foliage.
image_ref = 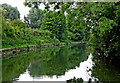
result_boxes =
[1,8,52,48]
[81,2,120,58]
[62,2,120,58]
[41,11,67,42]
[11,19,26,29]
[1,3,20,21]
[67,77,83,83]
[66,7,84,41]
[24,8,43,29]
[2,44,88,81]
[2,2,120,60]
[52,37,60,45]
[37,2,120,58]
[92,60,120,81]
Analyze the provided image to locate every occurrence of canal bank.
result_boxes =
[1,42,84,57]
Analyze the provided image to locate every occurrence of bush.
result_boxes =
[52,37,60,46]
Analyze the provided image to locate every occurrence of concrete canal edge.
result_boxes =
[1,42,85,57]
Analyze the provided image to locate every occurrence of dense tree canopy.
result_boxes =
[1,1,120,61]
[23,1,120,59]
[1,3,20,21]
[75,2,120,58]
[1,8,52,48]
[41,11,67,41]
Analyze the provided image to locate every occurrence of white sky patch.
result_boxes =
[17,54,98,81]
[39,3,45,10]
[0,0,45,20]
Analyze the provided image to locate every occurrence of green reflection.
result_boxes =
[28,44,88,77]
[2,44,88,81]
[92,60,120,82]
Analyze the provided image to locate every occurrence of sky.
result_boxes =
[0,0,45,20]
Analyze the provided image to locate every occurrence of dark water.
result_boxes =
[2,44,120,82]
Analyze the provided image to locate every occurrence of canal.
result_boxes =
[2,44,120,82]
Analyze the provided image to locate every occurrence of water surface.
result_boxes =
[2,44,120,82]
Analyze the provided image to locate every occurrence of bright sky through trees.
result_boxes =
[0,0,45,20]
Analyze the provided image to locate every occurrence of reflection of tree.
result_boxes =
[2,50,43,81]
[2,44,88,81]
[92,61,120,82]
[67,77,83,83]
[2,52,38,81]
[28,44,88,77]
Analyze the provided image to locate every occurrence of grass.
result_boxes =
[2,43,36,49]
[2,42,57,49]
[2,41,82,50]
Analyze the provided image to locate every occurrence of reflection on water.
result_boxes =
[2,44,120,82]
[18,54,96,81]
[92,59,120,82]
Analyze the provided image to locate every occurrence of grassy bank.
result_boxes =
[2,42,82,57]
[2,41,82,50]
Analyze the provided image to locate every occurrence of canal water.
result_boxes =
[2,44,120,82]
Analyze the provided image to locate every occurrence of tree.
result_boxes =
[66,7,84,41]
[24,1,120,59]
[75,2,120,58]
[11,19,26,29]
[1,3,20,21]
[24,8,43,29]
[41,11,67,41]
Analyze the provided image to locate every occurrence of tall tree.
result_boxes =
[41,11,67,41]
[24,8,43,29]
[1,3,20,21]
